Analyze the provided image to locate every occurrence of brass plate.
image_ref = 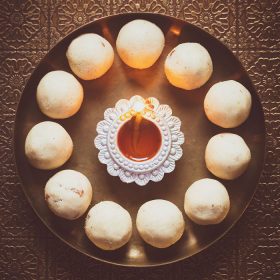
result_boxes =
[14,13,265,267]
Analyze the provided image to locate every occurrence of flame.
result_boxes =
[119,98,155,121]
[132,101,145,113]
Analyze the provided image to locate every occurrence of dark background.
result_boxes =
[0,0,279,279]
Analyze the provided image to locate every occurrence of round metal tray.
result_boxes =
[14,13,265,267]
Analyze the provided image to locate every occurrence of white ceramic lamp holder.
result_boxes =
[94,95,184,186]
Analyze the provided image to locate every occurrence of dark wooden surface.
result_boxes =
[0,0,279,279]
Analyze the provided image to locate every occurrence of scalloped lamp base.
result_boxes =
[94,96,184,186]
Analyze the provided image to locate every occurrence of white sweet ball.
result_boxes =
[45,170,92,220]
[205,133,251,180]
[37,70,84,119]
[116,19,165,69]
[66,33,114,80]
[204,80,252,128]
[136,199,185,248]
[25,121,73,170]
[165,43,213,90]
[85,201,132,250]
[184,178,230,225]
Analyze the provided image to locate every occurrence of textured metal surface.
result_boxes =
[0,0,279,279]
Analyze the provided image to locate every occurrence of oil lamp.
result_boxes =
[94,96,184,186]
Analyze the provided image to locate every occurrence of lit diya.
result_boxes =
[94,96,184,185]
